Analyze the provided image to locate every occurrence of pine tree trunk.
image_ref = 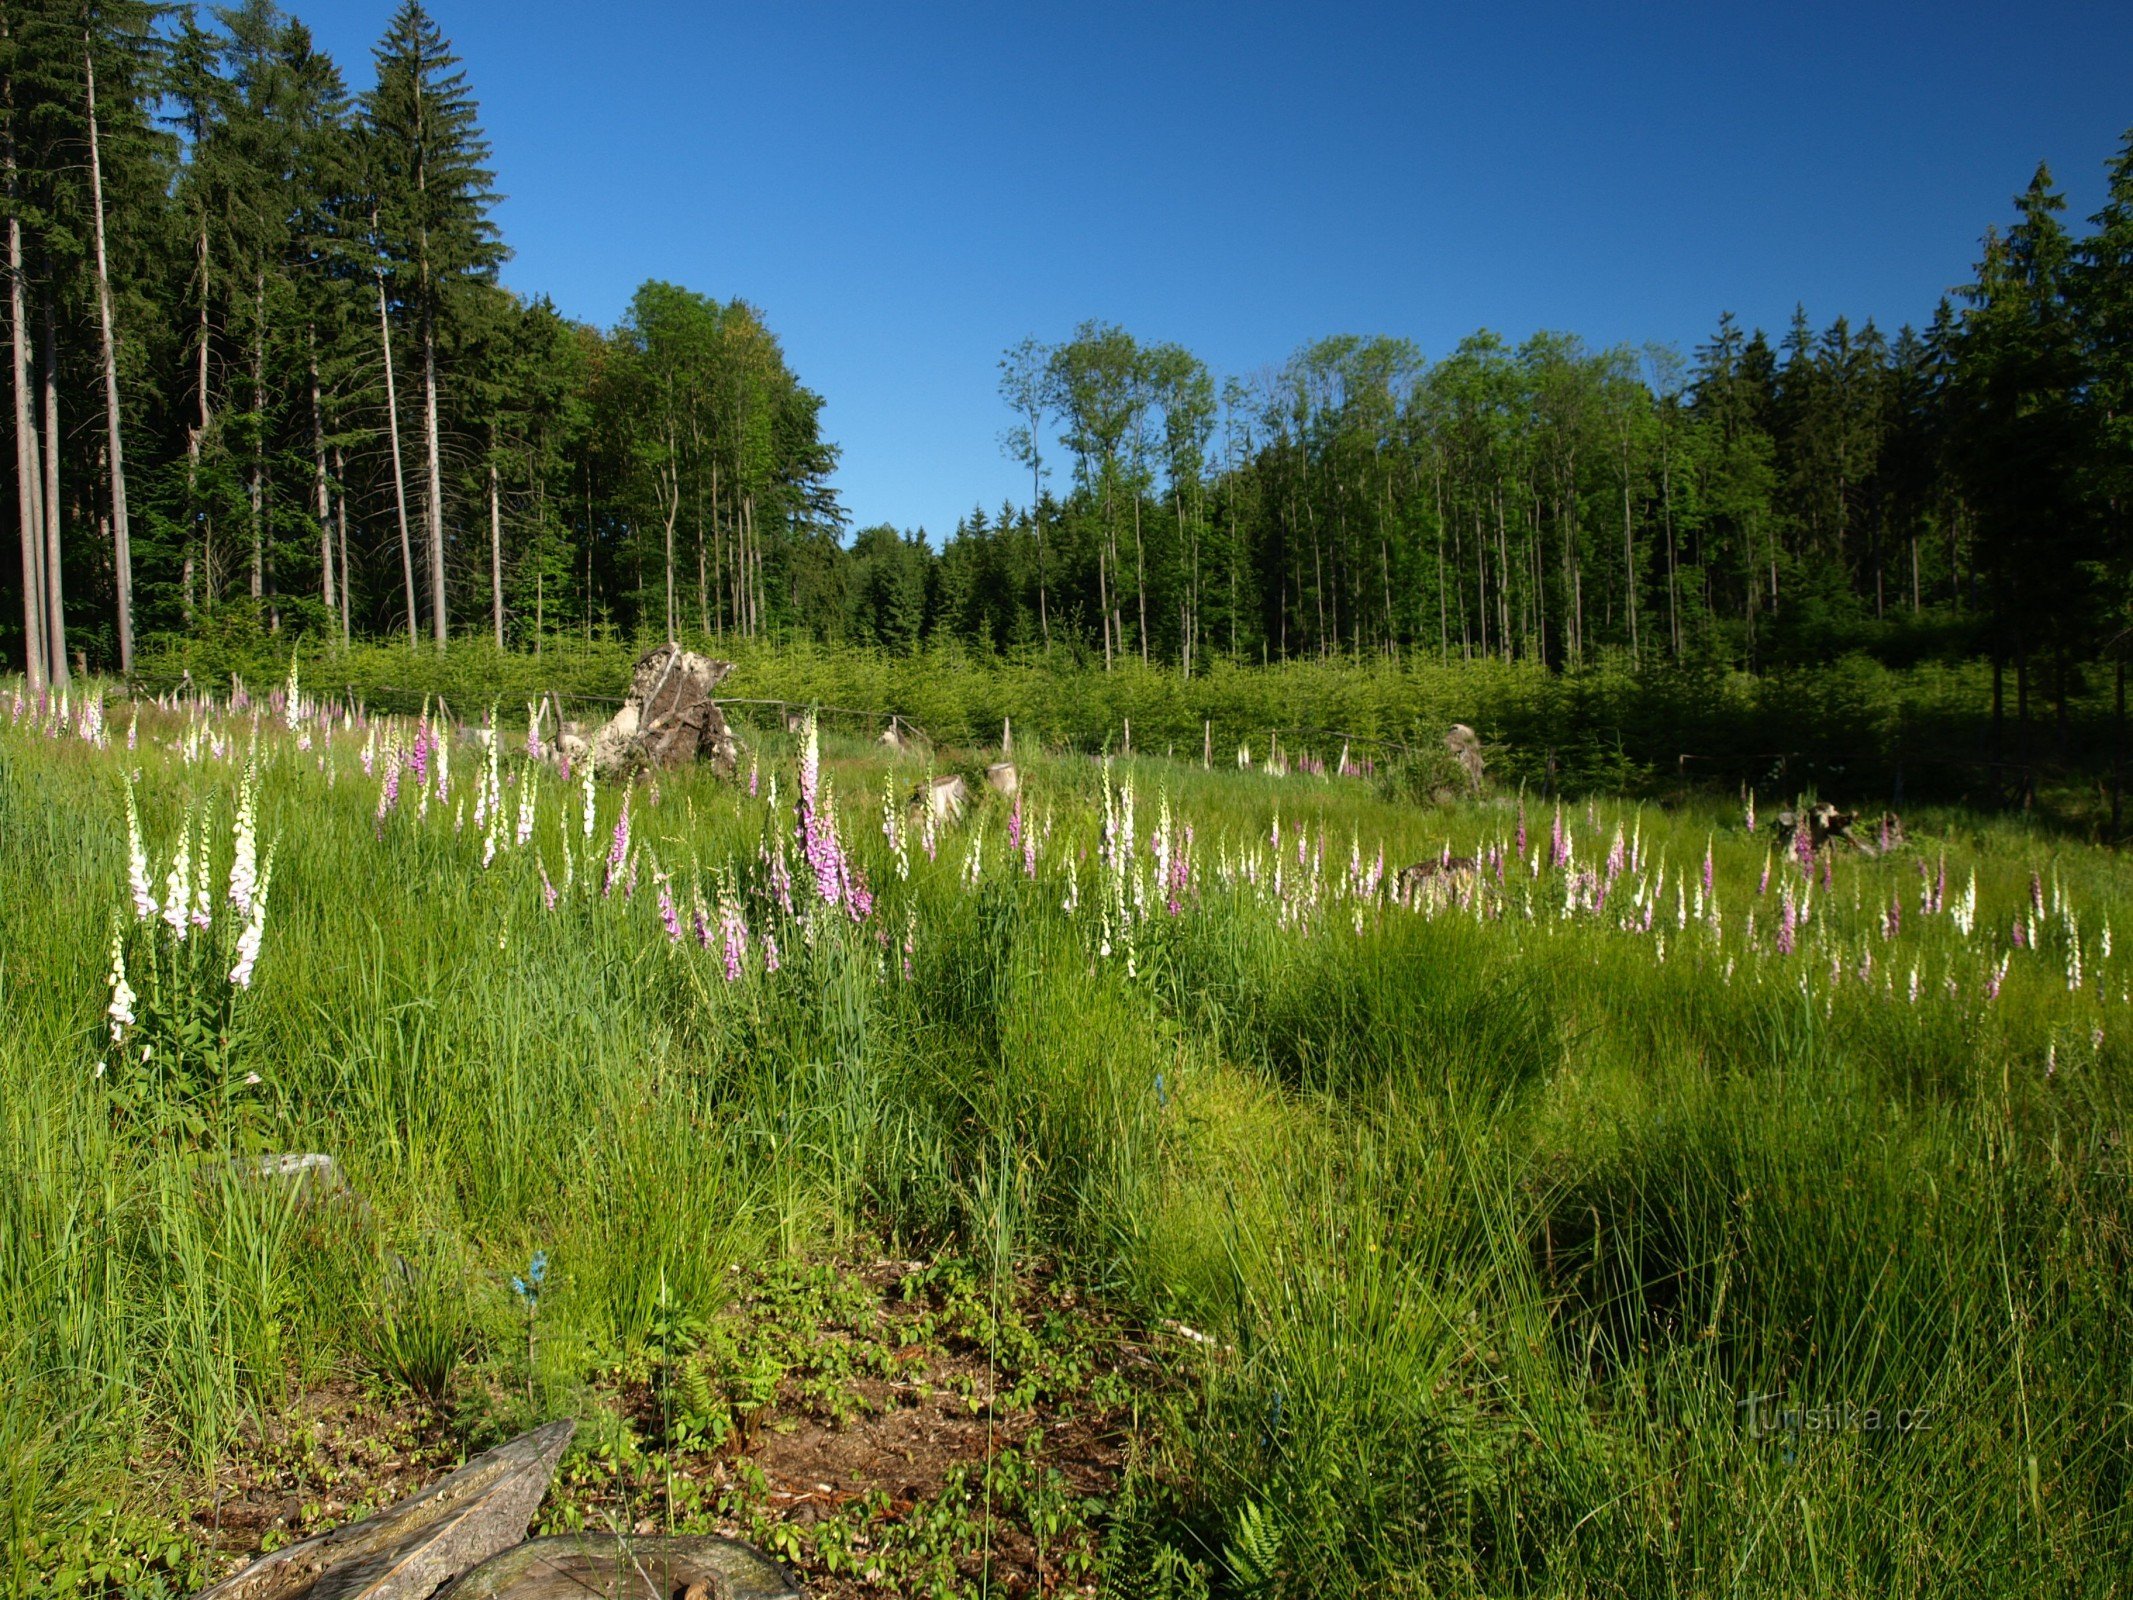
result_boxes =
[1134,490,1148,664]
[422,316,445,645]
[310,329,333,618]
[85,48,132,675]
[40,277,66,685]
[489,453,503,648]
[661,425,678,642]
[2114,654,2125,837]
[334,445,351,645]
[375,245,417,643]
[188,217,208,621]
[8,202,43,692]
[249,271,265,604]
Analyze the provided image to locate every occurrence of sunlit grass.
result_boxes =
[2,674,2129,1595]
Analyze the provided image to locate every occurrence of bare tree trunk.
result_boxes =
[1621,435,1637,668]
[489,450,504,648]
[660,424,678,642]
[40,276,65,685]
[422,315,445,646]
[375,237,417,642]
[248,271,265,604]
[8,199,43,691]
[187,217,208,621]
[86,47,132,674]
[309,328,333,619]
[1133,488,1148,664]
[334,445,350,645]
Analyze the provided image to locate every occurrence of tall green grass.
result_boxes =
[2,686,2129,1595]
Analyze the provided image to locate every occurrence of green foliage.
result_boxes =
[11,680,2133,1597]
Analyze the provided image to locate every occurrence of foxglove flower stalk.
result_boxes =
[229,845,275,988]
[793,713,850,909]
[581,756,598,839]
[882,779,909,880]
[163,813,195,941]
[659,876,683,943]
[540,860,558,911]
[1986,951,2011,1001]
[228,754,261,916]
[1777,887,1797,955]
[604,795,632,896]
[190,808,213,929]
[125,779,156,921]
[1884,892,1901,941]
[106,922,136,1045]
[375,746,402,835]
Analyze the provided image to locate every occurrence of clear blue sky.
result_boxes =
[290,0,2133,541]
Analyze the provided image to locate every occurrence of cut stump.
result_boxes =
[192,1420,575,1600]
[443,1536,803,1600]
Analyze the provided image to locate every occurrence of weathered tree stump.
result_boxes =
[1396,857,1479,907]
[193,1421,575,1600]
[590,646,739,779]
[443,1535,803,1600]
[1773,803,1901,856]
[985,761,1018,798]
[911,773,969,826]
[1445,724,1485,795]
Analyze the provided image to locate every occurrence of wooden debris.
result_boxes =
[1396,856,1480,907]
[590,646,739,779]
[1445,724,1485,795]
[442,1535,802,1600]
[1773,804,1904,857]
[911,773,969,826]
[192,1420,575,1600]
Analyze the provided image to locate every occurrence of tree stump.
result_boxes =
[1445,724,1485,795]
[443,1535,802,1600]
[194,1421,575,1600]
[589,646,738,779]
[912,773,969,826]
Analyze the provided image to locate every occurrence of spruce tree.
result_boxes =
[364,0,501,645]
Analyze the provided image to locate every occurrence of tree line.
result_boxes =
[4,0,2131,741]
[845,135,2133,759]
[3,0,839,693]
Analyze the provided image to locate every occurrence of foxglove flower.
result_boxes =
[229,846,275,989]
[124,779,156,921]
[106,923,136,1044]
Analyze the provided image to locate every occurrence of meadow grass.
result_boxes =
[1,675,2129,1597]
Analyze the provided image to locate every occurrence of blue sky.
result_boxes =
[289,0,2133,541]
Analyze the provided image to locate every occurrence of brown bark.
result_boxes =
[8,189,43,691]
[489,449,504,648]
[375,220,417,642]
[310,328,333,618]
[85,47,132,674]
[40,275,65,684]
[422,316,445,645]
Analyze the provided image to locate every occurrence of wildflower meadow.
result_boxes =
[2,666,2130,1597]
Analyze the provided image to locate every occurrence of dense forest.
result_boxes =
[4,0,2133,726]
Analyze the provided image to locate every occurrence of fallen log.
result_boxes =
[193,1420,575,1600]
